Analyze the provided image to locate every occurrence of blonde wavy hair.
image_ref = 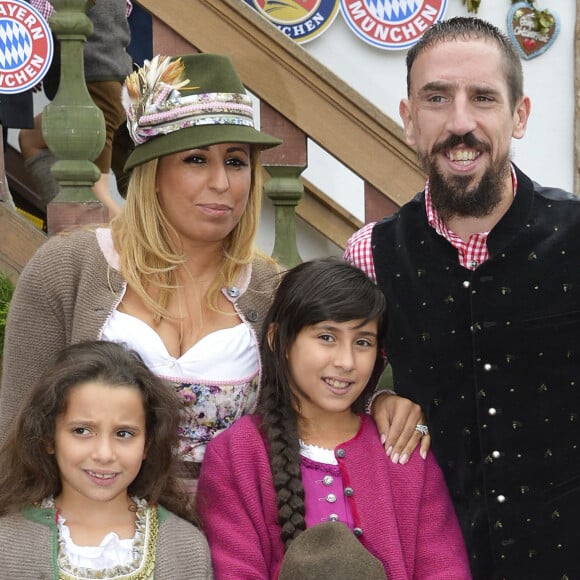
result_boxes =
[110,147,268,322]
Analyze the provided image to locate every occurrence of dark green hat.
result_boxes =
[278,522,387,580]
[122,53,281,170]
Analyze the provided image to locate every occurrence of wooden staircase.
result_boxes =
[140,0,425,225]
[1,0,426,277]
[0,203,45,283]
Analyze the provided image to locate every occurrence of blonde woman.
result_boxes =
[1,53,281,486]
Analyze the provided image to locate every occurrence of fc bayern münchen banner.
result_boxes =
[340,0,447,50]
[244,0,447,51]
[0,0,54,94]
[243,0,340,45]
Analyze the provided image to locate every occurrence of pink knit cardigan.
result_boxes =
[196,414,470,579]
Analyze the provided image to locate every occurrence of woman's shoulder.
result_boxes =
[250,256,282,286]
[43,227,98,246]
[32,228,99,264]
[243,257,281,318]
[20,228,105,288]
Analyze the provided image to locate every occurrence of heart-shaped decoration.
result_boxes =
[507,2,560,60]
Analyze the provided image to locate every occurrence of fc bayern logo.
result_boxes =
[340,0,447,50]
[0,0,54,94]
[244,0,340,44]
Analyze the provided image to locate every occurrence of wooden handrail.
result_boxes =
[0,204,46,283]
[136,0,424,209]
[299,179,363,249]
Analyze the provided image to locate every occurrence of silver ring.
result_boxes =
[415,423,429,436]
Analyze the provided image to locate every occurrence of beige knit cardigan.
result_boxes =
[0,503,213,578]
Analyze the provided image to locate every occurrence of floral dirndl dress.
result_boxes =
[102,309,261,480]
[170,372,259,464]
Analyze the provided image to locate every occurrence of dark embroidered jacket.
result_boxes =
[372,165,580,580]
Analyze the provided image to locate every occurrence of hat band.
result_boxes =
[128,91,255,145]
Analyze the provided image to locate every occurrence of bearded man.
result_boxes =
[346,16,580,580]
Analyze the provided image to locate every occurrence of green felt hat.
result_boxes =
[123,53,281,170]
[278,522,387,580]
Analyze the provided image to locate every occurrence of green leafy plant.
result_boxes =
[462,0,555,37]
[0,272,15,355]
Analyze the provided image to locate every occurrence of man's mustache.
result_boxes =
[431,133,490,155]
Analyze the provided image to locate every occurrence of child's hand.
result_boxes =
[371,392,430,464]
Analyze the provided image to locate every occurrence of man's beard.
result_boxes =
[418,134,511,221]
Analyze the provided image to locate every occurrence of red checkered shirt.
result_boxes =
[344,166,518,279]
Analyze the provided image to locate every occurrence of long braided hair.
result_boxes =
[257,258,386,551]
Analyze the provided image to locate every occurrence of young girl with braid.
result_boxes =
[196,258,470,579]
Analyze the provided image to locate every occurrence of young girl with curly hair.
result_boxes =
[0,340,212,578]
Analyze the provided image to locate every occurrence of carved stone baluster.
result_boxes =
[42,0,107,235]
[260,102,306,268]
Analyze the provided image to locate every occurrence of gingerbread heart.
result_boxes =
[507,2,560,60]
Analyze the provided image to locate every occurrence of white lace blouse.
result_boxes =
[58,515,134,569]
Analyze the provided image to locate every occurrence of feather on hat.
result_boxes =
[122,53,281,170]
